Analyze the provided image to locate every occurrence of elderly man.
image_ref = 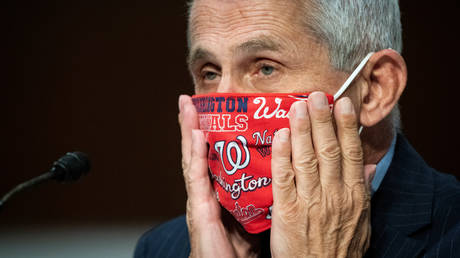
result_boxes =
[135,0,460,257]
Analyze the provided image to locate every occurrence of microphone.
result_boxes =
[51,151,91,182]
[0,151,91,210]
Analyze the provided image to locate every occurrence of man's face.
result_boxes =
[187,0,351,96]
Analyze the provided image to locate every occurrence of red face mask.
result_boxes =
[191,53,373,234]
[192,93,333,233]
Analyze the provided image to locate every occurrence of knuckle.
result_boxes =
[342,143,363,164]
[183,159,205,183]
[292,117,311,133]
[294,155,318,172]
[181,158,189,171]
[183,168,195,184]
[340,113,358,130]
[183,174,194,193]
[272,168,295,188]
[344,184,370,209]
[272,154,291,168]
[318,142,341,162]
[313,109,333,124]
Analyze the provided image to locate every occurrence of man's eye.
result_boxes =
[260,65,274,76]
[204,71,217,80]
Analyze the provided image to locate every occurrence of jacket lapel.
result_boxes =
[366,134,434,257]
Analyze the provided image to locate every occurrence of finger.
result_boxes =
[289,101,319,198]
[334,97,364,185]
[271,128,297,205]
[185,129,216,204]
[307,92,341,185]
[179,95,199,171]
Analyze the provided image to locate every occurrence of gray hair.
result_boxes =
[303,0,403,131]
[305,0,402,72]
[187,0,403,131]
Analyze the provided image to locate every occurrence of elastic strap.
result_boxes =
[333,52,374,101]
[332,52,374,135]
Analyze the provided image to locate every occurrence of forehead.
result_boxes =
[188,0,308,51]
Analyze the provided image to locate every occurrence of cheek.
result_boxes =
[275,71,333,93]
[243,74,285,93]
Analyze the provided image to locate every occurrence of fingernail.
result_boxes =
[340,97,354,114]
[294,101,307,118]
[178,95,187,112]
[277,128,290,142]
[310,92,328,109]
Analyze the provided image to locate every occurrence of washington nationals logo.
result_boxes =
[214,135,250,175]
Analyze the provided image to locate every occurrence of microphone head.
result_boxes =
[51,152,91,182]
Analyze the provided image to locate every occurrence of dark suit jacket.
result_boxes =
[134,134,460,257]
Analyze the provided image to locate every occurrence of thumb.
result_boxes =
[186,129,216,204]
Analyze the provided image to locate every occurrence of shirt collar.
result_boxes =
[371,134,397,195]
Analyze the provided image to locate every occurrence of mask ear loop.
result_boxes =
[333,52,374,135]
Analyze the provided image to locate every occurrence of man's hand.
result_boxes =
[178,95,259,258]
[270,92,376,258]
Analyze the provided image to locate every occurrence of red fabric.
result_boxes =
[192,93,334,234]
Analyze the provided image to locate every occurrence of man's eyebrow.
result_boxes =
[187,38,283,68]
[235,38,283,54]
[187,48,216,69]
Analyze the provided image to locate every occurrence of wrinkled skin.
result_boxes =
[269,97,374,257]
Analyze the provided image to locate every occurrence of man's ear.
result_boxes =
[359,49,407,127]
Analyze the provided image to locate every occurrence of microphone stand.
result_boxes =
[0,171,53,211]
[0,151,90,212]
